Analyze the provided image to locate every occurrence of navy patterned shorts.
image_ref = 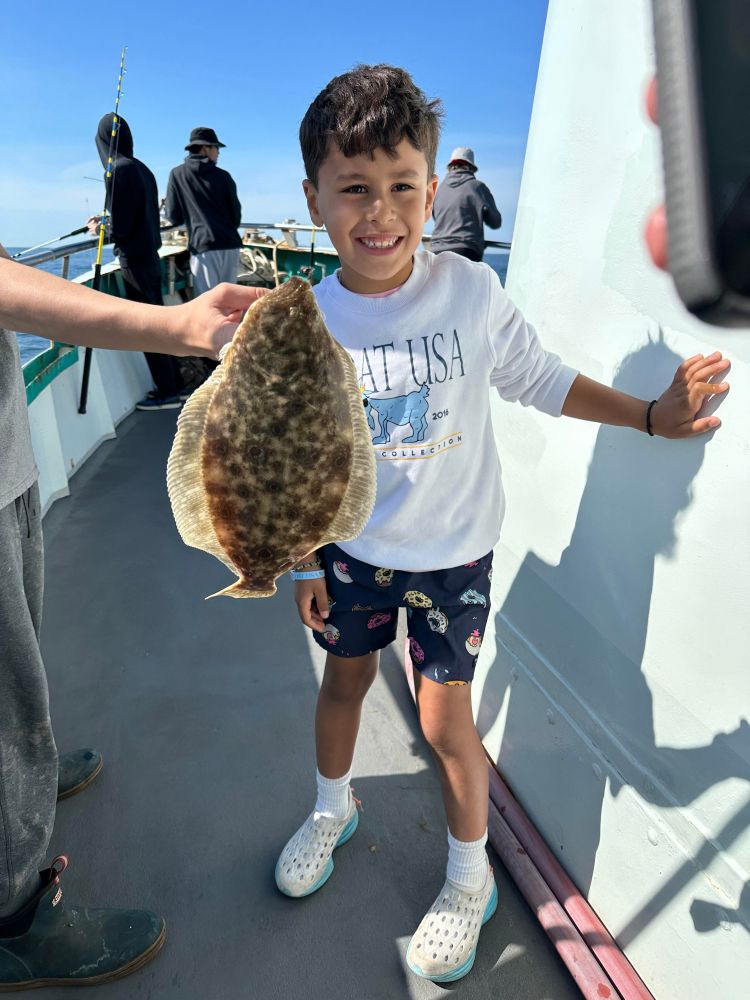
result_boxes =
[312,543,493,685]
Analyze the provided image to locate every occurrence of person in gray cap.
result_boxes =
[164,127,242,295]
[430,147,502,262]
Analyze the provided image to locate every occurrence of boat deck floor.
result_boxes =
[41,410,580,1000]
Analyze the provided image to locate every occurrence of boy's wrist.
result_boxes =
[293,552,321,572]
[629,397,659,435]
[291,568,325,581]
[616,393,653,433]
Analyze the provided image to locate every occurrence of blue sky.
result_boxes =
[0,0,548,247]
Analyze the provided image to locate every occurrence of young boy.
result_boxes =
[276,64,729,983]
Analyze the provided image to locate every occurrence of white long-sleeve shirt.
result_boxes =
[313,251,577,571]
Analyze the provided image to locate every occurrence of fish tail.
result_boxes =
[205,578,278,599]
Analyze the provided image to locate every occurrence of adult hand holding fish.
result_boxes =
[167,281,270,358]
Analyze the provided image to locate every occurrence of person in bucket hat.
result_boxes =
[184,126,227,151]
[430,146,502,262]
[164,126,242,295]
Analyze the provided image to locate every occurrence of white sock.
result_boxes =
[446,829,489,892]
[315,768,352,819]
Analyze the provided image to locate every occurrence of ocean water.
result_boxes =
[13,246,509,366]
[485,249,509,284]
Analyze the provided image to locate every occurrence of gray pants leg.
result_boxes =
[190,248,241,295]
[0,483,57,917]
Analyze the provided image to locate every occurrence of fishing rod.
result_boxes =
[11,227,91,259]
[79,46,127,414]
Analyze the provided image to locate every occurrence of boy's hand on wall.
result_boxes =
[294,579,330,632]
[652,352,730,437]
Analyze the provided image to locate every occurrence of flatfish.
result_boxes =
[167,277,376,598]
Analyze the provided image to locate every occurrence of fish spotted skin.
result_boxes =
[169,277,375,598]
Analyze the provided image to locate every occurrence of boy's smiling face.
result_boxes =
[303,139,438,294]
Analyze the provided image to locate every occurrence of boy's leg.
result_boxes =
[413,675,488,841]
[404,551,493,842]
[407,676,496,982]
[402,551,496,981]
[312,544,399,778]
[275,650,379,898]
[315,651,379,778]
[279,540,398,899]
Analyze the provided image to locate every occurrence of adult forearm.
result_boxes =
[2,256,267,359]
[0,257,181,353]
[561,373,649,431]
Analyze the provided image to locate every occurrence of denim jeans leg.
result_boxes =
[0,483,57,918]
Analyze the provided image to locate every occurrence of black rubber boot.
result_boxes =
[56,749,103,801]
[0,857,165,991]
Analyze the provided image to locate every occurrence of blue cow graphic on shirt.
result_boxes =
[364,384,430,444]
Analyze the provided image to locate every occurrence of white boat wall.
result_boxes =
[27,251,182,514]
[473,2,749,997]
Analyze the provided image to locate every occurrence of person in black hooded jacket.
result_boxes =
[90,113,183,409]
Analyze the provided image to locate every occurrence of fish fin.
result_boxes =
[166,368,235,571]
[205,579,278,600]
[318,340,377,546]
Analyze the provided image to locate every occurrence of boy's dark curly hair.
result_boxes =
[300,64,443,186]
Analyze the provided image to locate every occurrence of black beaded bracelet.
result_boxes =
[646,399,657,437]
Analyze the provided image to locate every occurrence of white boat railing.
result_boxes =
[240,220,512,251]
[13,221,511,275]
[12,223,184,271]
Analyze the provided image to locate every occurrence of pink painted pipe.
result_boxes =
[487,765,654,1000]
[488,797,620,999]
